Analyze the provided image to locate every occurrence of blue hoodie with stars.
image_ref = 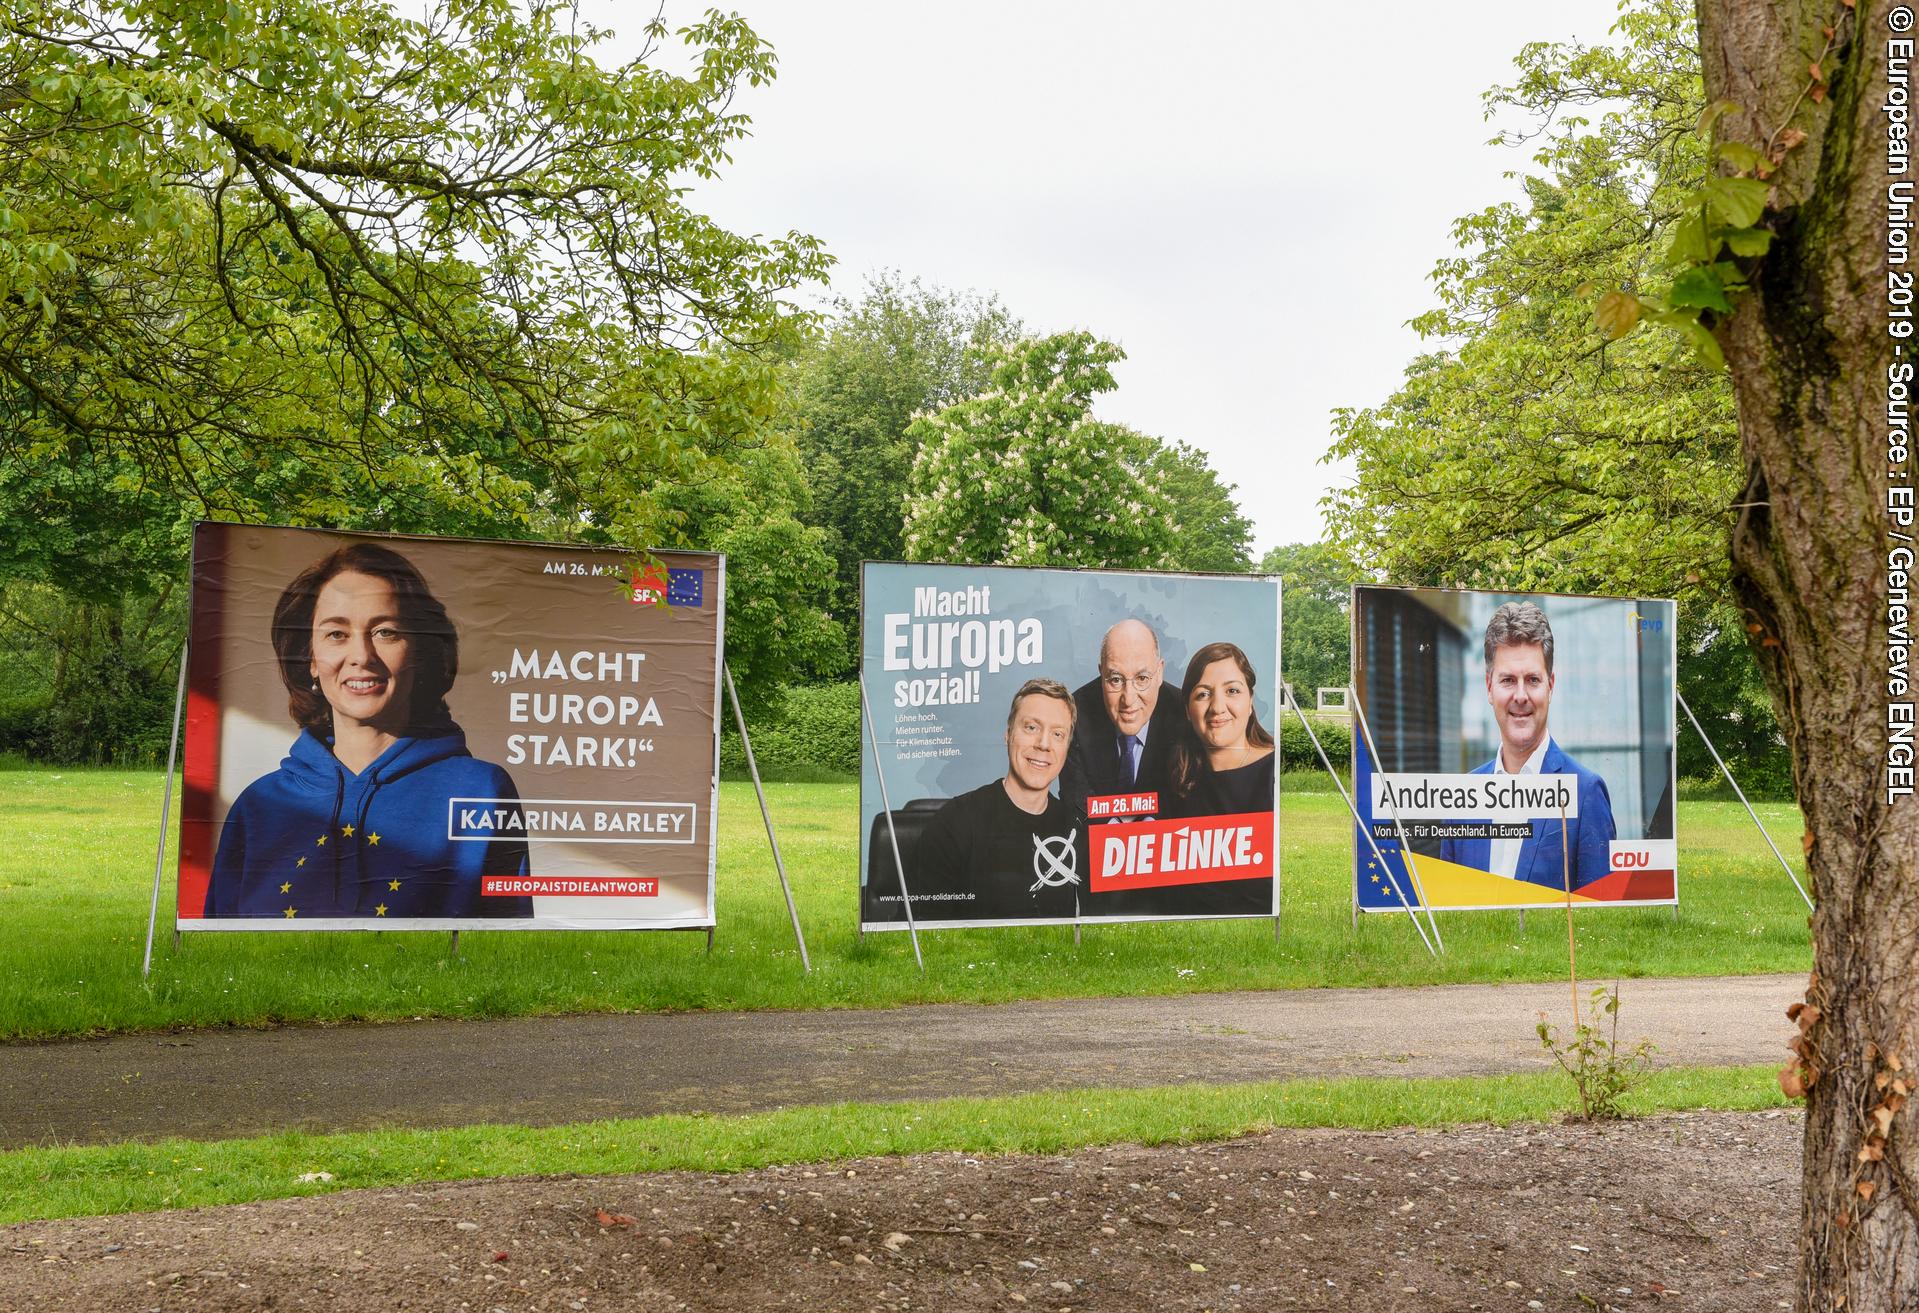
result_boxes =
[206,728,532,920]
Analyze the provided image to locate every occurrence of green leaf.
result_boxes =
[1703,176,1769,228]
[1723,226,1773,257]
[1666,214,1717,265]
[1683,318,1727,370]
[1697,99,1742,136]
[1717,142,1766,173]
[1669,266,1735,313]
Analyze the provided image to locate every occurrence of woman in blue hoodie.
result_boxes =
[206,543,533,920]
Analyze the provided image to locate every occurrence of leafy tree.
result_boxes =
[1323,1,1732,601]
[1150,439,1255,573]
[1258,542,1358,699]
[0,583,184,763]
[788,274,1021,582]
[1320,0,1788,791]
[4,0,829,540]
[901,332,1175,568]
[1328,0,1905,1295]
[790,282,1250,598]
[1,0,837,734]
[650,444,846,712]
[782,273,1019,673]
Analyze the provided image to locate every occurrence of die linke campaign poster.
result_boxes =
[1351,586,1678,913]
[177,523,725,932]
[858,561,1282,931]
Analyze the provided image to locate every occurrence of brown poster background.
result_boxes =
[178,523,723,930]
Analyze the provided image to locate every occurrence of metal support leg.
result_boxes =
[724,663,811,971]
[142,642,190,980]
[859,678,924,972]
[1284,688,1436,957]
[1347,686,1445,953]
[1678,692,1813,910]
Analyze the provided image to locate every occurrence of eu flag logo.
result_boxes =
[667,568,704,607]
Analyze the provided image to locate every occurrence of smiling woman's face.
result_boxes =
[309,570,415,733]
[1187,656,1254,752]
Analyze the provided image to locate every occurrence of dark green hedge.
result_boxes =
[1278,714,1351,771]
[720,681,862,779]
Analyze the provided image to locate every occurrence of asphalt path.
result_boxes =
[0,973,1800,1150]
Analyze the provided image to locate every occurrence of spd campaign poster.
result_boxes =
[1351,586,1678,913]
[859,561,1281,931]
[177,523,725,932]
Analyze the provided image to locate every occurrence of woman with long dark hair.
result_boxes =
[1165,641,1277,819]
[205,544,531,919]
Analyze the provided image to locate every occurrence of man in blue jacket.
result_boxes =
[1438,601,1616,890]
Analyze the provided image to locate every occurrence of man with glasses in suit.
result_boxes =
[1060,618,1185,820]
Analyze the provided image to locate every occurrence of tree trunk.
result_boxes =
[1696,0,1919,1306]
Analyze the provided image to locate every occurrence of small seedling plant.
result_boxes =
[1537,984,1657,1121]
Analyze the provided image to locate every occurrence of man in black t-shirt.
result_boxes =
[911,678,1086,922]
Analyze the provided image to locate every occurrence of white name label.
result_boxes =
[1372,773,1581,821]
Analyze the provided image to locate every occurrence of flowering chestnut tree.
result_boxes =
[900,331,1175,569]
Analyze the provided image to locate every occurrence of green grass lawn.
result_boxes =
[0,769,1811,1040]
[0,1064,1790,1224]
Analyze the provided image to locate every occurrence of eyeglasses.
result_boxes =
[1101,671,1159,694]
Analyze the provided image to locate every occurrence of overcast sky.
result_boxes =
[585,0,1628,556]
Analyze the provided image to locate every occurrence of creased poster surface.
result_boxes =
[178,523,723,931]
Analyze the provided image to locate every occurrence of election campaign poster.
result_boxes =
[177,523,724,931]
[1351,586,1678,912]
[859,562,1282,931]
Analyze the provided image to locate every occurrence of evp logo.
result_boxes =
[1628,610,1664,633]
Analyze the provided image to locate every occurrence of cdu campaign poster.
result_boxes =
[177,523,724,931]
[859,562,1282,931]
[1351,586,1678,913]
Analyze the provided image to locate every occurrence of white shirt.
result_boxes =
[1489,736,1553,880]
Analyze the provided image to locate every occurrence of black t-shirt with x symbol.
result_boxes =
[908,780,1087,921]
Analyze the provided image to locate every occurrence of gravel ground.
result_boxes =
[3,1109,1801,1313]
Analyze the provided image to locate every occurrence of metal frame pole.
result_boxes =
[858,676,924,972]
[1284,687,1436,956]
[1561,791,1578,1020]
[725,663,811,972]
[1677,691,1813,910]
[142,641,190,980]
[1347,685,1446,953]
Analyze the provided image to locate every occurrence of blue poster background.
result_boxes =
[859,561,1280,928]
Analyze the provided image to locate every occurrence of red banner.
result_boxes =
[1091,811,1273,892]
